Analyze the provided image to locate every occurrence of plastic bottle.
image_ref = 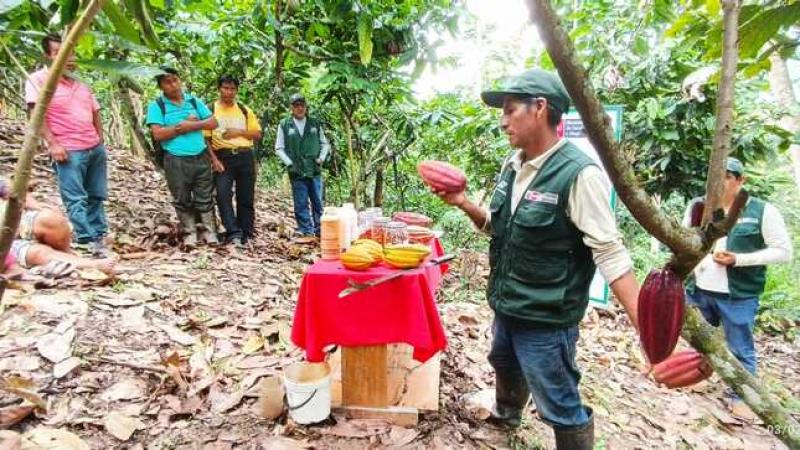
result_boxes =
[341,203,359,243]
[320,208,342,260]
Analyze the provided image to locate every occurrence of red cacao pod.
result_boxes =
[417,160,467,193]
[652,349,713,388]
[392,211,433,228]
[638,267,685,364]
[690,200,705,227]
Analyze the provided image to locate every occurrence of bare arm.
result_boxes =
[28,102,67,162]
[151,117,219,142]
[93,108,104,144]
[609,270,639,331]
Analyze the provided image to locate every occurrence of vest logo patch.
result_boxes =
[737,217,759,224]
[497,180,508,190]
[310,127,318,134]
[287,128,297,135]
[525,190,559,205]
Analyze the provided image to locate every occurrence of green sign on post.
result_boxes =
[560,105,623,309]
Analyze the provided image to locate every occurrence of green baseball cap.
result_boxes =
[481,69,571,112]
[726,157,744,176]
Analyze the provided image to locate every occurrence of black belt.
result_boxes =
[216,147,252,157]
[695,287,731,299]
[166,151,206,160]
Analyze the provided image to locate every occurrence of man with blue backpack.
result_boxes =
[146,67,219,247]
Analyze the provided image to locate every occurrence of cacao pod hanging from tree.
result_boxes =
[652,349,714,388]
[638,267,686,364]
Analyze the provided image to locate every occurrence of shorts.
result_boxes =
[10,239,33,269]
[19,210,39,241]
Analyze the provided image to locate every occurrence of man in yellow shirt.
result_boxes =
[206,75,262,248]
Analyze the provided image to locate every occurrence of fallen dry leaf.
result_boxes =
[461,389,494,421]
[257,376,285,420]
[20,427,89,450]
[104,411,146,441]
[157,324,196,346]
[1,377,46,410]
[242,335,265,354]
[259,436,309,450]
[0,405,34,428]
[0,357,40,373]
[78,268,110,281]
[383,426,419,447]
[0,430,21,450]
[209,384,245,413]
[52,357,81,379]
[35,327,75,364]
[100,378,148,402]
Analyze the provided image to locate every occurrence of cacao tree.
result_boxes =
[524,0,800,446]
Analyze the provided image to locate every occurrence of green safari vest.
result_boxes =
[280,116,323,179]
[487,142,597,328]
[686,197,768,299]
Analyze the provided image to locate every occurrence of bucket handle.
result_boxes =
[286,389,318,411]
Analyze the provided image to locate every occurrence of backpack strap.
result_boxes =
[156,97,166,119]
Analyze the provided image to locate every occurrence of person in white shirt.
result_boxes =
[274,94,331,237]
[684,157,792,417]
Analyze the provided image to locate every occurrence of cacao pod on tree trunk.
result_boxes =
[638,267,685,364]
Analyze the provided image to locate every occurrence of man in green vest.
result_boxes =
[434,69,640,450]
[274,94,331,237]
[684,158,792,418]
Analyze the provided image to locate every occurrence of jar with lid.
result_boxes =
[370,217,392,245]
[320,210,342,260]
[384,221,408,246]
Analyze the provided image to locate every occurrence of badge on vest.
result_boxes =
[288,128,297,135]
[310,127,318,134]
[525,190,559,205]
[737,217,759,224]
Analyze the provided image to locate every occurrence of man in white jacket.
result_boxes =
[684,157,793,418]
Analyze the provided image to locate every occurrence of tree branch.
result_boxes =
[701,0,740,226]
[524,0,704,261]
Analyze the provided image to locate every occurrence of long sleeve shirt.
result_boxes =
[482,139,633,283]
[274,117,331,166]
[682,198,793,293]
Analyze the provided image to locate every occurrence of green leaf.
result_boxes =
[126,0,159,49]
[357,14,373,66]
[0,0,25,15]
[739,3,800,60]
[79,58,165,79]
[149,0,164,10]
[103,0,141,44]
[705,0,719,17]
[59,0,78,26]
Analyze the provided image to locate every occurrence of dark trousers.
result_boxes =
[164,152,214,213]
[214,149,255,241]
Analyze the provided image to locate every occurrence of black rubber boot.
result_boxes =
[553,408,594,450]
[487,371,530,428]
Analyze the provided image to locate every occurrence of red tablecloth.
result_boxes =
[291,239,448,363]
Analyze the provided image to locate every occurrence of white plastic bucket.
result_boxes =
[283,361,331,424]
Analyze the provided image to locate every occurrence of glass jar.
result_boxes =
[370,217,392,245]
[384,221,408,246]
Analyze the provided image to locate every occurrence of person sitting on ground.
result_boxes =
[1,179,115,275]
[1,178,72,252]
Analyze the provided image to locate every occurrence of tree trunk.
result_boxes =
[524,0,800,446]
[0,0,104,298]
[374,165,384,207]
[274,0,285,92]
[768,51,800,193]
[117,78,149,159]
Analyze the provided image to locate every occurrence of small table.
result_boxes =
[291,240,448,424]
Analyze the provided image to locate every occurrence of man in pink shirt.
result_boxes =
[25,33,109,257]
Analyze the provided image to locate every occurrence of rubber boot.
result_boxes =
[198,211,219,245]
[177,209,198,248]
[554,407,594,450]
[488,371,530,428]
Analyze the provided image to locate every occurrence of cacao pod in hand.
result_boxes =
[652,349,713,388]
[417,160,467,193]
[392,211,433,228]
[690,200,705,227]
[638,267,685,364]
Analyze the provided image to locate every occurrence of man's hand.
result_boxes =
[49,143,68,163]
[222,128,246,139]
[433,188,467,208]
[211,158,225,173]
[713,250,737,266]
